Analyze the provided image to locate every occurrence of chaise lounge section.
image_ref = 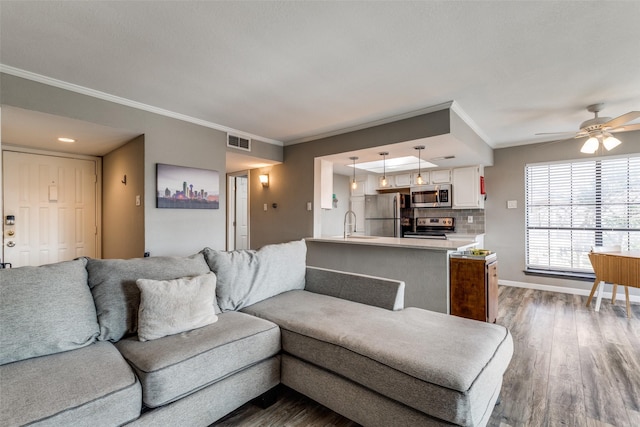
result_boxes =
[241,273,512,426]
[0,240,513,427]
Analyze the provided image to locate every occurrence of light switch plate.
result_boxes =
[507,200,517,209]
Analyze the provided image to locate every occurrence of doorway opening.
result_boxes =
[227,171,250,250]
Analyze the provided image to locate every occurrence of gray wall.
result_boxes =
[1,73,228,256]
[102,135,145,258]
[485,131,640,294]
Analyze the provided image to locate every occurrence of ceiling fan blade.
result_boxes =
[609,123,640,133]
[535,131,575,136]
[603,111,640,129]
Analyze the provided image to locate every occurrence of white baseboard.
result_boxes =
[499,279,640,303]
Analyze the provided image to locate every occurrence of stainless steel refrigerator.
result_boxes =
[364,193,402,237]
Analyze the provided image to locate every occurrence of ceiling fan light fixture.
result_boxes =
[603,134,621,151]
[580,137,599,154]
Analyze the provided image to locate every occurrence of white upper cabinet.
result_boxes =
[452,166,484,209]
[351,174,378,196]
[394,173,412,187]
[430,169,452,184]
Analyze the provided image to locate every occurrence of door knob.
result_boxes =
[6,241,15,248]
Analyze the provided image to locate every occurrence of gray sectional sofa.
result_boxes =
[0,240,513,427]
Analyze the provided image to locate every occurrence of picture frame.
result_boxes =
[156,163,220,209]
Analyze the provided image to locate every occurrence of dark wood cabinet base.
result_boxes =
[450,256,498,323]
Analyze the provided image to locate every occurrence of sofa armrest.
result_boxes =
[304,266,404,311]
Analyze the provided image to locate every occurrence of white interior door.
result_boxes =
[3,151,98,267]
[227,175,236,251]
[235,176,248,250]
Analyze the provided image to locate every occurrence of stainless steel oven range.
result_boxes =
[403,217,455,240]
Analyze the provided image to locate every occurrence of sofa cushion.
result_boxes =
[115,311,280,408]
[136,272,220,342]
[86,252,211,342]
[0,342,141,427]
[242,290,514,427]
[0,258,99,365]
[203,239,306,311]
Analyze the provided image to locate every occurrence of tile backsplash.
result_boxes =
[413,208,485,235]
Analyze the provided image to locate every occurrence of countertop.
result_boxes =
[307,235,477,251]
[445,233,485,240]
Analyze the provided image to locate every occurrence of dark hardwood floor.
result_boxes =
[214,286,640,426]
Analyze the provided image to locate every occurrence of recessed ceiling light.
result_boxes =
[57,137,76,143]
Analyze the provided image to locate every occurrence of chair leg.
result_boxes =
[586,279,600,307]
[624,286,631,319]
[595,282,605,312]
[611,284,618,304]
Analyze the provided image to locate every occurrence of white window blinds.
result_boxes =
[525,154,640,273]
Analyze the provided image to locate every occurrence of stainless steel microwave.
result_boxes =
[410,184,452,208]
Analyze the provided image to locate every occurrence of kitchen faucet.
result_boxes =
[344,210,357,239]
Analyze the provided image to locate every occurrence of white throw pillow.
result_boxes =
[136,272,219,342]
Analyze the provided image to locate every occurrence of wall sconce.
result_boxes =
[259,174,269,188]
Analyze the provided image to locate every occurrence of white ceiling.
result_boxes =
[1,1,639,166]
[1,106,142,156]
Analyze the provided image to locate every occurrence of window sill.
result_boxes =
[524,269,595,282]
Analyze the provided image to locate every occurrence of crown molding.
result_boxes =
[0,64,283,147]
[450,100,493,146]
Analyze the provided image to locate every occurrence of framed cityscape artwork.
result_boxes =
[156,163,219,209]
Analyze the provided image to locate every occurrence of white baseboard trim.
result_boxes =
[499,279,640,303]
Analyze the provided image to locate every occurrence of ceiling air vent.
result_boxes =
[227,134,251,151]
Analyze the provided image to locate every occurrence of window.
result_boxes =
[525,154,640,274]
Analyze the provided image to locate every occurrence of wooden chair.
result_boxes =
[586,245,631,318]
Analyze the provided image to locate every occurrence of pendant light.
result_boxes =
[414,145,425,185]
[379,151,389,187]
[349,156,359,190]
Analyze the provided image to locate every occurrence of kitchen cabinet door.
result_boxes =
[430,169,451,184]
[394,173,412,187]
[351,175,378,196]
[452,166,484,209]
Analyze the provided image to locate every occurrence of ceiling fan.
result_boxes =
[536,103,640,154]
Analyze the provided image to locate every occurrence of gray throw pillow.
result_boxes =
[0,259,99,365]
[86,252,211,342]
[136,272,219,342]
[203,239,307,311]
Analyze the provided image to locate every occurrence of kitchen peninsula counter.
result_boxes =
[307,236,476,251]
[306,236,478,313]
